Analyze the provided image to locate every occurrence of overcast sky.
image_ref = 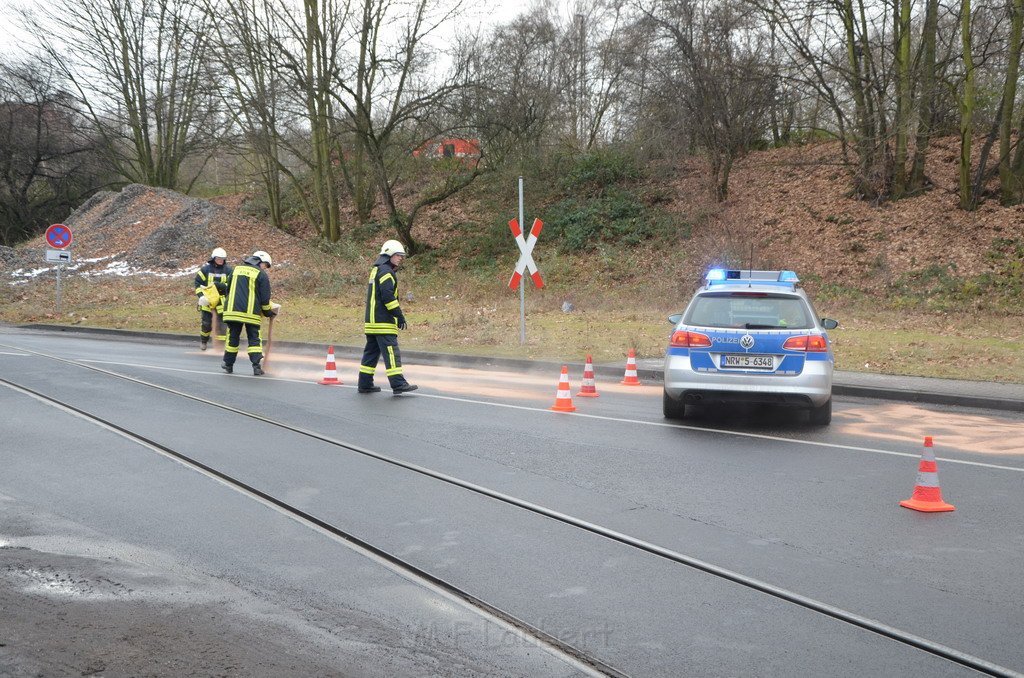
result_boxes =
[0,0,532,60]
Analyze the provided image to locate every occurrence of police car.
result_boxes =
[663,269,839,425]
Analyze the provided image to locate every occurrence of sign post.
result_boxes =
[519,178,525,344]
[44,224,73,314]
[508,178,544,345]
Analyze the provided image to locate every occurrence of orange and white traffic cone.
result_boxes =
[576,354,600,397]
[621,348,641,386]
[550,366,577,412]
[317,345,343,385]
[900,436,955,512]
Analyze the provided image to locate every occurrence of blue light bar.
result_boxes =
[705,269,801,286]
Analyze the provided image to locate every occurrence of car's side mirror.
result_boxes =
[822,318,839,330]
[668,313,683,325]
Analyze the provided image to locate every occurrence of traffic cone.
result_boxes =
[576,355,600,397]
[550,366,577,412]
[317,346,343,385]
[621,349,641,385]
[900,436,955,512]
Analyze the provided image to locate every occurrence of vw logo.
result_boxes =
[739,334,755,350]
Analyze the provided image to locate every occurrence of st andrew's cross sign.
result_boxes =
[507,218,544,290]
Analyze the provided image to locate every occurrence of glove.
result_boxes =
[197,295,210,309]
[267,302,281,317]
[396,316,408,330]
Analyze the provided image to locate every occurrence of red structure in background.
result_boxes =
[413,138,481,159]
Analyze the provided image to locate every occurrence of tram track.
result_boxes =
[2,340,1022,678]
[0,374,622,678]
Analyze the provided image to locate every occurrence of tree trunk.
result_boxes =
[909,0,939,193]
[303,0,341,240]
[959,0,976,210]
[842,0,876,198]
[717,154,733,201]
[999,0,1024,204]
[891,0,912,198]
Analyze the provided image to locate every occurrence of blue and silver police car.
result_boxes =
[663,269,839,425]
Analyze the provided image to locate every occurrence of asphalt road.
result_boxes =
[1,326,1022,677]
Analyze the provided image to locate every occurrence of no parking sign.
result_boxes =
[45,223,73,249]
[44,223,73,313]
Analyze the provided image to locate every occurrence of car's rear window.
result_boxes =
[685,293,813,329]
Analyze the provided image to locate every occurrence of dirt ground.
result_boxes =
[0,505,460,678]
[1,521,374,678]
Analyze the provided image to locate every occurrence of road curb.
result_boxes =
[14,323,1024,413]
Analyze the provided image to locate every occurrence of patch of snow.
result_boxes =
[10,267,52,278]
[7,256,194,285]
[77,260,193,278]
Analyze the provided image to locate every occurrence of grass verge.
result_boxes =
[4,274,1023,383]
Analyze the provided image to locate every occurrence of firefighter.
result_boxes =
[194,247,232,350]
[221,250,278,376]
[359,240,417,394]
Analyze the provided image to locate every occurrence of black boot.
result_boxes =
[392,383,418,394]
[221,361,233,374]
[252,362,264,376]
[358,385,381,393]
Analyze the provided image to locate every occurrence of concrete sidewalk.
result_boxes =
[12,323,1024,413]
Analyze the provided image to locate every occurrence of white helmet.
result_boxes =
[252,250,272,267]
[380,239,406,257]
[211,247,227,259]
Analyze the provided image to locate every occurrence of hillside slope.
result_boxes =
[655,138,1023,295]
[1,137,1022,314]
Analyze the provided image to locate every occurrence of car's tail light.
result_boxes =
[670,331,712,348]
[783,334,828,352]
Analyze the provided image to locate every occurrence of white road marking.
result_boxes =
[0,377,608,677]
[72,357,1024,474]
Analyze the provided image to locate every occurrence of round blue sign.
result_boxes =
[46,224,73,249]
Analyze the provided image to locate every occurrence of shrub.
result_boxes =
[541,190,679,252]
[560,149,642,194]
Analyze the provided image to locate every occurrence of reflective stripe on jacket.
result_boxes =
[223,259,273,325]
[194,259,232,297]
[364,254,401,335]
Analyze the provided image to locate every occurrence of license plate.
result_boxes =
[721,354,775,369]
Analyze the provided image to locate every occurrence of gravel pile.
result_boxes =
[64,184,215,270]
[2,184,309,282]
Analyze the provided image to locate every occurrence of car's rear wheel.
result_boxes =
[663,390,686,420]
[809,398,832,425]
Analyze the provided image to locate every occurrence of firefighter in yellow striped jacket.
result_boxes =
[194,247,232,350]
[221,250,278,376]
[359,240,417,394]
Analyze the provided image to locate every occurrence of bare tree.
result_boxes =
[643,0,778,200]
[998,0,1024,203]
[959,0,977,209]
[908,0,940,193]
[0,59,107,246]
[206,0,291,229]
[468,9,563,160]
[329,0,487,254]
[270,0,352,240]
[575,2,638,149]
[23,0,222,191]
[891,0,912,197]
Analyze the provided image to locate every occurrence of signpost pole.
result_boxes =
[518,176,526,345]
[44,224,73,315]
[55,259,63,314]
